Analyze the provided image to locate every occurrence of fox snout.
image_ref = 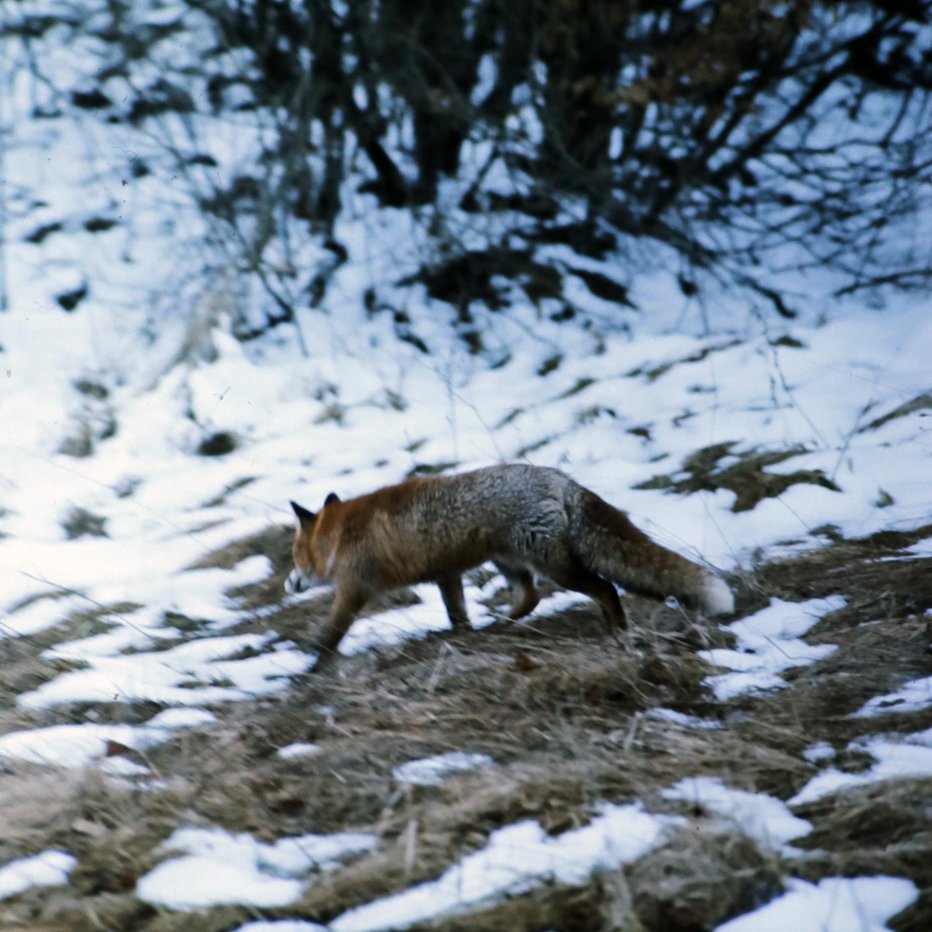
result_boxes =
[284,567,303,594]
[285,566,319,595]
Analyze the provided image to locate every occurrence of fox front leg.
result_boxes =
[437,574,470,631]
[308,588,367,672]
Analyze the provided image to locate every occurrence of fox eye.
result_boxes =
[324,492,341,507]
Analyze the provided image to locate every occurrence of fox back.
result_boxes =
[289,465,575,592]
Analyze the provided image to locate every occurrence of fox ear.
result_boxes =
[290,501,316,527]
[324,492,341,507]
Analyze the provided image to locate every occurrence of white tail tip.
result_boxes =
[700,575,734,616]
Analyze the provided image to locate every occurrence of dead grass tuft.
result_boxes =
[634,442,842,512]
[196,524,293,573]
[628,827,784,930]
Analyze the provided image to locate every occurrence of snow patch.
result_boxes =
[790,728,932,805]
[328,804,678,931]
[802,742,836,764]
[135,827,378,910]
[663,777,811,852]
[392,752,494,787]
[646,707,723,730]
[701,597,845,700]
[236,923,328,932]
[0,706,215,769]
[0,850,77,901]
[17,633,308,711]
[715,875,917,932]
[903,537,932,558]
[277,742,321,760]
[852,676,932,718]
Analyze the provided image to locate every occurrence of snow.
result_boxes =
[802,742,836,764]
[646,707,723,730]
[146,707,217,729]
[135,827,378,910]
[903,537,932,558]
[17,632,309,712]
[715,876,917,932]
[328,804,678,931]
[392,752,494,787]
[663,777,811,852]
[0,707,215,769]
[277,742,321,760]
[701,597,845,700]
[1,283,924,722]
[1,593,89,639]
[334,582,587,658]
[852,676,932,718]
[335,584,489,657]
[0,850,77,901]
[790,728,932,805]
[236,924,327,932]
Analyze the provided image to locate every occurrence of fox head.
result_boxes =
[285,494,340,594]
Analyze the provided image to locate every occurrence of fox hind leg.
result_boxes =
[543,557,627,632]
[493,560,541,620]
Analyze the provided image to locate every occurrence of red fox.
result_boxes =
[286,464,733,670]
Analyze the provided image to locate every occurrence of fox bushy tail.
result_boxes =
[569,487,734,616]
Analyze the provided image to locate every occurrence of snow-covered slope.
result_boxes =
[1,6,931,930]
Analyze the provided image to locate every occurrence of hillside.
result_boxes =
[2,3,932,930]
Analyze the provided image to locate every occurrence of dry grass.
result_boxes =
[2,524,931,930]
